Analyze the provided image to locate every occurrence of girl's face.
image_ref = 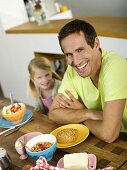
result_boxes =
[32,68,54,90]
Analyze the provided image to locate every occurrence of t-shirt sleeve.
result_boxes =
[58,66,78,99]
[103,58,127,101]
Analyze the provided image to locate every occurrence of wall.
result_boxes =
[57,0,127,17]
[0,0,28,29]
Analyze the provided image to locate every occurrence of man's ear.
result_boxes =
[94,37,100,49]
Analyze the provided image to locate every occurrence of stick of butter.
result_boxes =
[64,152,88,170]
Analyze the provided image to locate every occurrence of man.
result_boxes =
[48,19,127,143]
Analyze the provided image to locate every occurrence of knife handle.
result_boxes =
[4,117,34,136]
[4,127,20,136]
[0,126,15,136]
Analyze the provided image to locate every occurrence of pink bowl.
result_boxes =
[15,132,42,160]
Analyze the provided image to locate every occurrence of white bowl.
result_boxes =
[25,134,57,161]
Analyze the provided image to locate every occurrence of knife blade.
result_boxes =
[4,117,34,136]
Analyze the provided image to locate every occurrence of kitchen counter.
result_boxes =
[6,16,127,39]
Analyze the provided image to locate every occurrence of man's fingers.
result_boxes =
[59,104,66,108]
[65,90,76,101]
[56,93,74,108]
[56,94,69,107]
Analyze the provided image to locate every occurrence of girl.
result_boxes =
[28,57,61,114]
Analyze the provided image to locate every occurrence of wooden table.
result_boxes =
[0,98,127,170]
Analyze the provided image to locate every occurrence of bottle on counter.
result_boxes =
[33,0,49,26]
[24,0,35,21]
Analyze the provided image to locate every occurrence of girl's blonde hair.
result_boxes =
[28,57,61,97]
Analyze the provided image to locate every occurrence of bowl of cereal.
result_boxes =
[25,134,57,161]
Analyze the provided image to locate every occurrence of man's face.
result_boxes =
[61,32,100,78]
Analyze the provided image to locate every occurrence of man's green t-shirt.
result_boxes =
[58,50,127,132]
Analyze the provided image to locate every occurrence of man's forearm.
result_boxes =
[84,100,125,143]
[48,107,103,124]
[48,107,90,124]
[83,119,120,143]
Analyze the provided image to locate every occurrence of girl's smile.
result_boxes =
[33,68,54,90]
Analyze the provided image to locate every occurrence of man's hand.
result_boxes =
[56,90,85,109]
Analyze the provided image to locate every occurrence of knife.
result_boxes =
[4,117,34,136]
[0,126,16,136]
[4,126,20,136]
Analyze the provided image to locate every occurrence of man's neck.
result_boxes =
[90,50,102,88]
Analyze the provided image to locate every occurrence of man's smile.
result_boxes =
[76,62,88,70]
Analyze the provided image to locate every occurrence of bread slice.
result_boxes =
[64,153,88,170]
[56,128,78,144]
